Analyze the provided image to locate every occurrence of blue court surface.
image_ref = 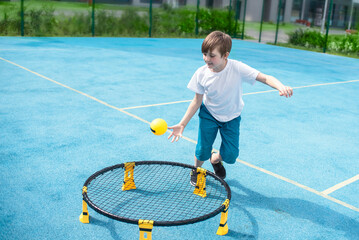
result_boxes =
[1,37,359,240]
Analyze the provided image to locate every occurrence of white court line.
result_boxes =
[0,57,150,125]
[120,79,359,110]
[322,174,359,195]
[2,56,358,213]
[237,160,359,212]
[121,100,192,110]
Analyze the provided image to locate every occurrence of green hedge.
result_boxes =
[0,3,240,37]
[0,3,21,35]
[288,28,359,56]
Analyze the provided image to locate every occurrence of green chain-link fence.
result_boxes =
[0,0,358,54]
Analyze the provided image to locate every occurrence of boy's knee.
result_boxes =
[195,147,212,161]
[221,150,238,164]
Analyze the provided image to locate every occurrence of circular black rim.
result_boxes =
[82,161,231,226]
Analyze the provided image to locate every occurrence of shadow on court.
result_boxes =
[226,210,257,239]
[90,217,124,240]
[227,179,359,239]
[89,203,258,240]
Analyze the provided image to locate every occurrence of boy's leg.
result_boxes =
[210,152,223,164]
[191,104,219,186]
[195,104,219,163]
[219,116,241,164]
[191,156,205,186]
[210,151,226,179]
[209,116,240,180]
[192,122,217,185]
[194,155,205,167]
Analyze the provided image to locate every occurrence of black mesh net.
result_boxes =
[84,161,230,226]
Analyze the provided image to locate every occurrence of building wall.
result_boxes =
[300,0,356,28]
[243,0,264,22]
[284,0,294,22]
[237,0,293,23]
[177,0,293,23]
[48,0,358,28]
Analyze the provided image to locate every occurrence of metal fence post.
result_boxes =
[259,0,265,42]
[347,0,355,30]
[234,0,240,38]
[228,0,232,36]
[323,0,333,53]
[149,0,153,37]
[91,0,95,37]
[195,0,200,36]
[274,0,282,45]
[21,0,24,36]
[241,0,247,40]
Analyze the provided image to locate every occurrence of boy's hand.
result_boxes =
[256,73,293,98]
[168,124,184,142]
[278,85,293,98]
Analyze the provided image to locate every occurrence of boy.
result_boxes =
[168,31,293,185]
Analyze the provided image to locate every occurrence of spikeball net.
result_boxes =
[79,161,231,240]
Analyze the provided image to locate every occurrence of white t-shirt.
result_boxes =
[187,59,259,122]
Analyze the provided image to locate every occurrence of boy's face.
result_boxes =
[203,47,229,72]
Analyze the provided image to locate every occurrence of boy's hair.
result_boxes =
[202,31,232,56]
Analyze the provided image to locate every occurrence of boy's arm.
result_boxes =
[256,73,293,98]
[168,93,203,142]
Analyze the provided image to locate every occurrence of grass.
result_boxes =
[273,42,359,59]
[0,0,149,19]
[244,21,348,35]
[0,0,88,12]
[244,21,306,33]
[0,0,149,11]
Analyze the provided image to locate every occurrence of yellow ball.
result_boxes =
[150,118,168,136]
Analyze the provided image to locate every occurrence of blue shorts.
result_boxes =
[195,104,241,164]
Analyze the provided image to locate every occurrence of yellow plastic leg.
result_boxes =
[138,220,154,240]
[216,199,230,235]
[80,187,89,223]
[79,200,90,223]
[193,167,207,198]
[122,162,136,191]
